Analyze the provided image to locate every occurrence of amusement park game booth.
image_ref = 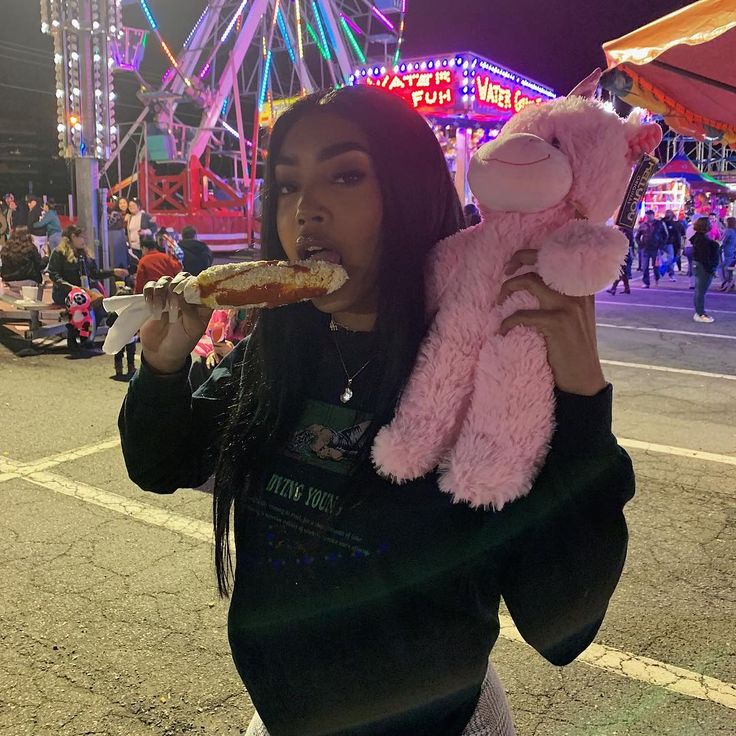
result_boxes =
[352,52,557,203]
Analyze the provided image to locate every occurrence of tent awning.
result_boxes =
[650,154,729,191]
[600,0,736,146]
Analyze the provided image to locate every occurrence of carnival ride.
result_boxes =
[100,0,408,248]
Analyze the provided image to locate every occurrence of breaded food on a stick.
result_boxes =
[181,259,348,309]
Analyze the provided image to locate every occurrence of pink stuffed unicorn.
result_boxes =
[371,72,662,510]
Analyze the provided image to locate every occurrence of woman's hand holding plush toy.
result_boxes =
[497,249,606,397]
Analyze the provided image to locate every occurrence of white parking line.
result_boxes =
[600,359,736,381]
[13,462,735,711]
[499,614,736,710]
[618,438,736,466]
[597,323,736,340]
[597,300,736,315]
[23,437,121,473]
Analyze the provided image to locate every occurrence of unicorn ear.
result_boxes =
[568,68,602,98]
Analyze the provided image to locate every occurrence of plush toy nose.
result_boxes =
[468,133,573,213]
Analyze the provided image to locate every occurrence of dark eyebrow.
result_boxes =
[275,141,369,167]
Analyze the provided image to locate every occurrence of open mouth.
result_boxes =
[304,247,342,265]
[487,154,551,167]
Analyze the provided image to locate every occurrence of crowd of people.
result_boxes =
[607,208,736,323]
[0,191,219,379]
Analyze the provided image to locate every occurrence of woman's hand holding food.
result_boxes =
[139,272,213,375]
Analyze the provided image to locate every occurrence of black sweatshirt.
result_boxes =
[118,319,634,736]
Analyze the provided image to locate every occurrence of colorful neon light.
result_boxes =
[139,0,157,30]
[305,22,330,61]
[295,0,305,63]
[371,6,395,32]
[311,1,331,60]
[276,8,296,64]
[221,0,249,42]
[340,13,363,36]
[339,16,365,64]
[316,1,338,50]
[356,54,554,116]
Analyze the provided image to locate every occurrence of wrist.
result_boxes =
[141,352,188,376]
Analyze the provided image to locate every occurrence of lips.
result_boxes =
[296,234,342,265]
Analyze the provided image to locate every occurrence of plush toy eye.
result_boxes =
[551,137,562,149]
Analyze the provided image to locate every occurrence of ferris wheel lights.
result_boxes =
[95,89,102,97]
[93,53,101,62]
[427,61,434,70]
[71,19,80,30]
[442,59,448,67]
[92,21,100,30]
[56,89,64,98]
[72,87,80,96]
[399,64,406,72]
[52,20,60,28]
[54,54,62,64]
[57,123,66,133]
[139,0,158,31]
[71,52,80,61]
[420,62,426,70]
[41,22,49,34]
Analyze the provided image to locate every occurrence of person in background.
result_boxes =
[188,308,253,392]
[48,225,128,352]
[463,202,481,228]
[690,216,720,323]
[33,201,63,253]
[636,209,667,288]
[48,225,128,307]
[5,192,25,230]
[106,285,138,381]
[126,199,154,256]
[0,226,48,285]
[25,194,46,254]
[179,225,214,276]
[661,209,685,278]
[718,216,736,292]
[606,227,634,295]
[0,204,8,245]
[708,212,724,241]
[156,226,184,265]
[134,237,181,294]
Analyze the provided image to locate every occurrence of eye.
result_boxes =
[276,181,297,196]
[550,137,562,149]
[334,170,365,186]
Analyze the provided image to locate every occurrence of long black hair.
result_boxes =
[212,86,464,596]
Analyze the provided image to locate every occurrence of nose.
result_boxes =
[296,191,327,226]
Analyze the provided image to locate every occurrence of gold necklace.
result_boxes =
[329,321,373,404]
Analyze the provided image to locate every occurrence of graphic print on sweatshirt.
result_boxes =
[241,399,389,570]
[282,398,372,476]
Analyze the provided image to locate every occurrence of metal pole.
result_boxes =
[75,0,99,245]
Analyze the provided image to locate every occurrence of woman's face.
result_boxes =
[118,198,128,213]
[128,201,139,215]
[275,112,383,318]
[71,232,86,250]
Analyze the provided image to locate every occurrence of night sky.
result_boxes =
[0,0,694,198]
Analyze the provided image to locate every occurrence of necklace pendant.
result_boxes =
[340,386,353,404]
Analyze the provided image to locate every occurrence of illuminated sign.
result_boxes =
[364,69,456,111]
[352,52,555,120]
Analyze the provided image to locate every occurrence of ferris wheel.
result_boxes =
[102,1,408,189]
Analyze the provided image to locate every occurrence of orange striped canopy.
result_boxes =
[600,0,736,146]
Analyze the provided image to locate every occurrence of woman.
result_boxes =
[48,225,128,306]
[718,216,736,292]
[33,201,63,253]
[690,216,720,323]
[125,199,154,255]
[48,225,128,350]
[0,226,47,285]
[119,87,635,736]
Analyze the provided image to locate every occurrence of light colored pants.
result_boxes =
[245,663,515,736]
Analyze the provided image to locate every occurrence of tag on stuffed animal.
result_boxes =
[615,153,659,229]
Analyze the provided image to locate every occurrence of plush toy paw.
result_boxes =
[536,221,629,296]
[372,424,438,484]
